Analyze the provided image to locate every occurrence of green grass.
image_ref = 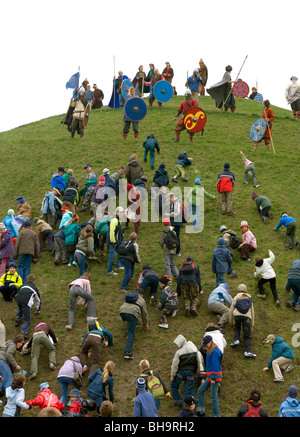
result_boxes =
[0,95,299,417]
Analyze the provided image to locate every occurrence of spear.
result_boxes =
[222,55,248,111]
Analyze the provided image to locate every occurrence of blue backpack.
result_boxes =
[235,297,252,314]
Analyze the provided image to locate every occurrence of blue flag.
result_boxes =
[66,72,80,89]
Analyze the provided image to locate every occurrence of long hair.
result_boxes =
[246,388,261,403]
[103,361,115,383]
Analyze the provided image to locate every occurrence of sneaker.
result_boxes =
[263,216,268,224]
[29,373,37,380]
[284,365,293,373]
[243,181,249,184]
[68,263,72,267]
[150,296,155,305]
[228,271,237,278]
[268,211,274,220]
[107,270,118,276]
[117,266,124,270]
[181,177,188,182]
[294,304,300,312]
[176,253,182,257]
[54,260,60,265]
[274,377,284,382]
[171,310,178,318]
[49,363,56,370]
[15,319,21,327]
[72,261,78,267]
[82,365,88,374]
[159,323,169,329]
[66,324,73,330]
[230,340,240,347]
[172,177,178,183]
[286,300,294,309]
[254,184,260,188]
[275,299,280,306]
[119,289,127,293]
[257,294,266,299]
[124,352,134,360]
[244,352,256,358]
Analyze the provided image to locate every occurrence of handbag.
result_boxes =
[72,360,83,388]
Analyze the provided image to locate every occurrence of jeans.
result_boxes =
[0,360,13,392]
[170,370,195,404]
[68,285,96,325]
[139,275,159,298]
[18,254,33,282]
[258,277,278,301]
[120,258,134,290]
[57,376,76,406]
[215,272,226,286]
[120,313,138,354]
[244,164,257,186]
[74,251,88,278]
[197,379,220,417]
[286,278,300,305]
[16,302,31,335]
[107,243,121,273]
[144,149,155,167]
[233,315,252,352]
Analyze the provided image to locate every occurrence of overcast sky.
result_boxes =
[1,0,298,133]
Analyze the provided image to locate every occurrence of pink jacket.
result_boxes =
[241,230,257,248]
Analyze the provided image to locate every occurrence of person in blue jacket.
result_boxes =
[262,334,294,382]
[143,134,160,170]
[87,361,115,414]
[133,377,158,417]
[152,163,169,189]
[207,283,233,331]
[185,69,203,101]
[278,385,300,417]
[212,238,235,286]
[275,212,298,249]
[51,168,67,194]
[172,152,193,183]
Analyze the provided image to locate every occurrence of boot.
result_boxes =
[123,132,127,139]
[253,142,258,151]
[293,110,297,118]
[174,131,180,143]
[134,133,138,141]
[231,107,236,113]
[297,111,300,119]
[189,134,194,143]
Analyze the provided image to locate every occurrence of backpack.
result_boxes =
[227,230,240,249]
[141,371,164,399]
[164,229,178,250]
[117,239,135,256]
[180,262,195,275]
[163,286,178,310]
[244,402,262,417]
[125,292,139,304]
[235,297,252,314]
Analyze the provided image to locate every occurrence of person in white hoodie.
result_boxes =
[170,334,204,406]
[254,249,280,306]
[2,373,30,417]
[228,284,256,358]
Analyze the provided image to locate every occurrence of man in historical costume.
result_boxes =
[253,100,274,152]
[115,71,129,107]
[123,87,140,140]
[207,65,236,112]
[132,66,146,97]
[70,88,89,139]
[186,69,203,102]
[144,68,165,108]
[285,76,300,119]
[92,84,104,109]
[81,78,89,91]
[249,87,258,100]
[173,89,198,143]
[198,59,208,95]
[144,64,155,95]
[162,62,174,84]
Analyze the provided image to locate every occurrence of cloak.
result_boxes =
[207,72,232,108]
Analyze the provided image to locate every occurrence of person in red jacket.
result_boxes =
[216,163,235,216]
[253,100,274,152]
[26,382,64,413]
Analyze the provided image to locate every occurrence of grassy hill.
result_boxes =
[0,95,299,418]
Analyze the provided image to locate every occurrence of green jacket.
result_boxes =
[255,195,271,210]
[188,185,216,205]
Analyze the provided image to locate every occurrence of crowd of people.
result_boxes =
[0,60,299,419]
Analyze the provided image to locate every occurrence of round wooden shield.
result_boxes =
[254,93,263,102]
[153,80,173,103]
[83,102,92,127]
[249,118,267,141]
[184,107,207,132]
[121,79,133,98]
[124,97,147,121]
[233,80,249,98]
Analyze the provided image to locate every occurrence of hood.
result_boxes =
[133,179,144,187]
[5,386,21,400]
[285,397,300,407]
[70,356,81,364]
[52,172,60,178]
[177,153,187,160]
[129,160,140,167]
[255,259,264,267]
[274,337,284,345]
[158,164,166,170]
[217,237,226,246]
[173,334,186,349]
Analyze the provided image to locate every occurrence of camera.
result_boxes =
[63,399,97,417]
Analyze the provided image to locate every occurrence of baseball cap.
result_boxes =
[183,395,198,406]
[265,334,275,344]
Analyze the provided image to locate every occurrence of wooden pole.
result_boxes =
[222,55,248,111]
[58,69,80,137]
[262,103,276,154]
[113,55,116,109]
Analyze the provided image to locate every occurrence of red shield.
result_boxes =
[184,107,207,132]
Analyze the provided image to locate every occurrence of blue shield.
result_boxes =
[121,79,133,98]
[249,118,267,141]
[254,93,263,102]
[124,97,147,121]
[153,80,173,103]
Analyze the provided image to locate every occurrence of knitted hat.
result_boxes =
[265,334,275,344]
[0,223,6,230]
[22,219,31,227]
[9,261,17,268]
[159,163,165,169]
[195,177,202,185]
[40,382,50,391]
[240,220,249,229]
[98,177,105,182]
[224,163,230,169]
[163,218,171,226]
[159,275,170,285]
[103,168,110,175]
[220,225,227,233]
[7,209,14,216]
[288,385,298,397]
[183,395,198,406]
[69,388,81,398]
[237,284,248,293]
[252,192,258,200]
[53,187,61,196]
[84,164,91,169]
[136,377,146,389]
[218,237,225,246]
